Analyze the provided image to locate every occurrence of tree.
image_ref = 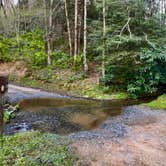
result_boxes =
[64,0,72,56]
[102,0,106,78]
[83,0,88,72]
[43,0,56,65]
[0,0,15,17]
[74,0,78,63]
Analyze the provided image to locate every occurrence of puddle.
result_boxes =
[4,97,155,135]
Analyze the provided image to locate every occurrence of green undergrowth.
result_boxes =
[9,68,129,100]
[83,86,128,99]
[143,94,166,109]
[0,131,76,166]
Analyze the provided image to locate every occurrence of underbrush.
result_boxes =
[0,131,76,166]
[102,47,166,98]
[9,66,128,100]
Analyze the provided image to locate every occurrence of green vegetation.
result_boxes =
[0,0,165,99]
[9,67,128,99]
[84,86,128,99]
[95,0,166,98]
[4,104,19,123]
[143,94,166,109]
[4,111,15,123]
[0,131,76,166]
[0,1,165,165]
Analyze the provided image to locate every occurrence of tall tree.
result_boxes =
[28,0,33,10]
[43,0,53,65]
[74,0,78,63]
[0,0,15,17]
[102,0,106,78]
[83,0,88,72]
[64,0,72,56]
[47,0,53,65]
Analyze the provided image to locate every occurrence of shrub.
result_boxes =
[102,46,166,98]
[127,47,166,97]
[52,50,71,69]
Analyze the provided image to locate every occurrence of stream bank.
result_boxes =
[5,84,155,135]
[4,85,166,166]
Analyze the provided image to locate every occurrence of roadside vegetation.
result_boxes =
[0,131,76,166]
[143,94,166,110]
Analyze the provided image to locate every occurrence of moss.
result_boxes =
[0,131,76,166]
[143,94,166,110]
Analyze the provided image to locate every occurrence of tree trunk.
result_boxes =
[64,0,72,56]
[28,0,33,10]
[83,0,88,72]
[43,0,52,65]
[102,0,106,78]
[74,0,78,63]
[47,39,52,65]
[78,14,82,55]
[0,95,3,136]
[15,0,20,55]
[47,0,53,65]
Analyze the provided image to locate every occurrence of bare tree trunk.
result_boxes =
[0,95,3,136]
[47,38,52,65]
[77,14,82,55]
[0,0,15,17]
[47,0,53,65]
[74,0,78,63]
[83,0,88,72]
[28,0,33,10]
[0,0,7,17]
[64,0,72,56]
[43,0,52,65]
[15,0,20,54]
[102,0,106,78]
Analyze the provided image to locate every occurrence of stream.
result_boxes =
[4,85,166,165]
[4,96,155,135]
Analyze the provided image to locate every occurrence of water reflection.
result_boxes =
[5,97,155,135]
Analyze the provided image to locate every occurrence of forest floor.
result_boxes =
[0,61,128,99]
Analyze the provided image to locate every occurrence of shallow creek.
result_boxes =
[4,97,155,135]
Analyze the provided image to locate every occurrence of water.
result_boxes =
[4,97,155,135]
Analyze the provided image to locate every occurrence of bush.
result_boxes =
[127,47,166,97]
[0,37,16,62]
[103,46,166,98]
[0,29,47,66]
[52,50,71,69]
[19,30,47,67]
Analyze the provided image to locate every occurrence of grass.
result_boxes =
[9,68,129,100]
[83,86,128,99]
[143,94,166,109]
[0,131,76,166]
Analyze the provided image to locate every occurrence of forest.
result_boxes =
[0,0,165,98]
[0,0,166,165]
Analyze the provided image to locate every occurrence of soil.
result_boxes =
[70,106,166,166]
[0,61,28,77]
